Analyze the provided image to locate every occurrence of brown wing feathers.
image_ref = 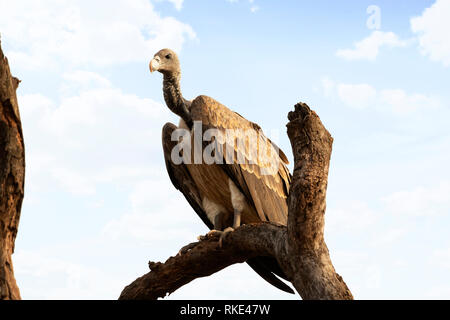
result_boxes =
[162,121,294,294]
[190,95,290,224]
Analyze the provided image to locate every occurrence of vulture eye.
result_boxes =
[165,54,171,59]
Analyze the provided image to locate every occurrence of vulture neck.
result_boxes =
[163,72,192,128]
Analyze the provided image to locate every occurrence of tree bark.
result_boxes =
[119,102,353,300]
[0,41,25,300]
[284,103,352,299]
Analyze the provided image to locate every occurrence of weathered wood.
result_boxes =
[119,102,352,300]
[284,102,353,299]
[0,41,25,300]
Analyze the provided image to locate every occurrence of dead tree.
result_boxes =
[119,103,353,300]
[0,41,25,300]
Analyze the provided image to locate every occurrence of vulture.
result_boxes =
[150,48,294,294]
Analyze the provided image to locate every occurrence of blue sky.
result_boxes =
[0,0,449,299]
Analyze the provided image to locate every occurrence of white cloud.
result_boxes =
[326,250,385,298]
[321,77,335,98]
[61,70,112,95]
[14,250,122,299]
[325,200,378,236]
[250,5,259,13]
[365,265,382,289]
[165,0,184,10]
[101,178,203,246]
[337,83,377,109]
[0,0,196,69]
[321,77,441,115]
[382,182,450,217]
[327,184,450,246]
[369,228,408,247]
[325,181,450,298]
[19,70,172,197]
[336,31,408,61]
[51,167,96,196]
[155,0,184,10]
[430,248,450,270]
[426,286,450,299]
[226,0,259,13]
[411,0,450,67]
[380,89,442,114]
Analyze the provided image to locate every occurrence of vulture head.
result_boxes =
[150,48,192,127]
[149,48,180,76]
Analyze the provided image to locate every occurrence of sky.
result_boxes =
[0,0,449,299]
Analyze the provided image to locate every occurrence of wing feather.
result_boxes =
[191,95,290,224]
[162,122,213,229]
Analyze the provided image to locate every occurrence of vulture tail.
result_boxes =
[247,258,295,294]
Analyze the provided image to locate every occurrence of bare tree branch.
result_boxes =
[119,223,286,300]
[119,102,353,300]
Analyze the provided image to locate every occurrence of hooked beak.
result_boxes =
[149,57,160,73]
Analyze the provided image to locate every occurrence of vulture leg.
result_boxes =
[206,212,225,237]
[228,178,245,230]
[218,180,246,247]
[232,209,241,229]
[213,211,225,230]
[218,210,241,247]
[202,197,226,237]
[208,209,231,247]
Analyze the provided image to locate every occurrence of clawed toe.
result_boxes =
[208,229,223,236]
[196,228,235,247]
[223,227,234,233]
[218,227,234,248]
[197,229,222,241]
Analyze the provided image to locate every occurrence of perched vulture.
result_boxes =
[150,48,294,294]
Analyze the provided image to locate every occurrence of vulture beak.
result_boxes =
[149,56,160,73]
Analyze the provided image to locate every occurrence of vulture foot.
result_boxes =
[196,228,235,248]
[197,229,222,241]
[218,227,235,248]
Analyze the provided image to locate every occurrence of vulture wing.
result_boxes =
[162,121,294,295]
[190,95,291,224]
[189,95,293,293]
[162,123,212,229]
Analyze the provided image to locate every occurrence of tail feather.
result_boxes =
[247,258,295,294]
